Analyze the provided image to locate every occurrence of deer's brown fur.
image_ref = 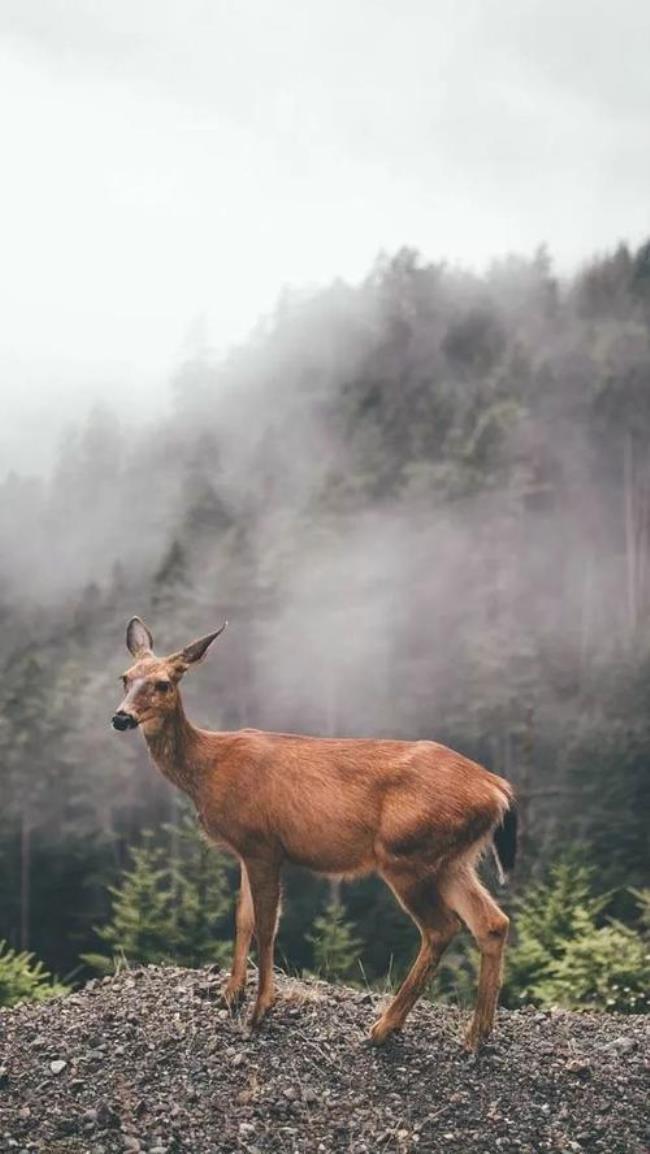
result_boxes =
[113,616,514,1050]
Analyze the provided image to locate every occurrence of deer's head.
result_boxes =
[112,616,227,733]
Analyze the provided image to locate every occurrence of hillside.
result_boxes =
[0,967,647,1153]
[2,244,650,982]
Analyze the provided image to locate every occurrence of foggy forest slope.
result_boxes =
[1,241,650,981]
[1,965,648,1153]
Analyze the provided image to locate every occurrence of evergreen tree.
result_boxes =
[503,859,650,1013]
[0,941,68,1007]
[307,900,362,983]
[85,817,233,972]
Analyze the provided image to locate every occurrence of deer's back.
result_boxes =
[198,729,511,875]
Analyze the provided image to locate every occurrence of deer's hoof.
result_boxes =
[463,1024,488,1054]
[248,996,275,1030]
[222,982,246,1011]
[369,1016,399,1046]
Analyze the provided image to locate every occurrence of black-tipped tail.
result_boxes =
[493,802,518,877]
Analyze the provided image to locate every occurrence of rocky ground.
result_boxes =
[0,966,648,1154]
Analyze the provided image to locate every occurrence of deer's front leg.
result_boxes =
[245,856,282,1028]
[224,861,254,1007]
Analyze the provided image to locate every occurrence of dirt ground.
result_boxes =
[1,965,648,1153]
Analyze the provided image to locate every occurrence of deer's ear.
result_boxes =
[126,617,154,658]
[174,622,228,670]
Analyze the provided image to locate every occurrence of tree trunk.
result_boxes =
[624,432,638,635]
[20,812,31,951]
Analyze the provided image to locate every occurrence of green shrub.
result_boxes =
[307,900,362,982]
[84,814,233,972]
[0,941,68,1007]
[503,858,650,1013]
[630,887,650,934]
[535,921,650,1013]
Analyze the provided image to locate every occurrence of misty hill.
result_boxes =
[1,965,648,1153]
[1,241,650,979]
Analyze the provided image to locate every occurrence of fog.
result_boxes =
[2,0,650,476]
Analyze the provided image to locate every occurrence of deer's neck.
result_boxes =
[142,698,208,798]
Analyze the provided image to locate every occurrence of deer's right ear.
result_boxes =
[126,616,154,658]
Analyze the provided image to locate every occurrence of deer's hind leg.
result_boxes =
[370,871,460,1045]
[440,866,509,1052]
[224,861,254,1007]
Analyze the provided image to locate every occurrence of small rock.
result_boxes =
[565,1058,592,1079]
[239,1122,256,1137]
[231,1052,245,1067]
[96,1102,120,1130]
[123,1137,140,1152]
[605,1036,636,1054]
[50,1059,67,1075]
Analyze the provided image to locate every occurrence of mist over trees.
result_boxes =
[0,240,649,982]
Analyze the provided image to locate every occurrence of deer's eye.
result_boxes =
[155,680,171,693]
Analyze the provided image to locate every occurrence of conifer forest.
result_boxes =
[1,243,649,1010]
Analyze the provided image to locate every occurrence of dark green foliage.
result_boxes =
[536,922,649,1013]
[503,860,650,1013]
[84,813,233,972]
[307,901,363,983]
[0,941,68,1007]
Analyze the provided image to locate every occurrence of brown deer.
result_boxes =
[112,616,517,1051]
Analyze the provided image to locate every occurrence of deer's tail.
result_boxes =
[492,799,518,884]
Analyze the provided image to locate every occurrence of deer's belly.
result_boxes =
[281,831,375,877]
[274,802,378,875]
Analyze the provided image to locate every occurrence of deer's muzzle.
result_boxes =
[112,711,139,731]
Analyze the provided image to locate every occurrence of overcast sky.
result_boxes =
[1,0,649,473]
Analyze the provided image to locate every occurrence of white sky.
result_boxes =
[1,0,649,472]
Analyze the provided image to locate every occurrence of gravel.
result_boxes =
[0,965,648,1153]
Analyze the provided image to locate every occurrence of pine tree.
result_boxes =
[0,941,68,1007]
[85,817,233,972]
[307,900,362,983]
[86,836,175,970]
[169,813,233,966]
[503,858,650,1013]
[503,858,607,1006]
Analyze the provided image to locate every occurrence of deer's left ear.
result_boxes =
[173,622,228,670]
[126,616,154,658]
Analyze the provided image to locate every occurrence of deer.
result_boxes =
[112,616,517,1051]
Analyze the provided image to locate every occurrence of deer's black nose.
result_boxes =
[112,711,138,731]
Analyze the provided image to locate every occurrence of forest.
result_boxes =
[0,240,649,1010]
